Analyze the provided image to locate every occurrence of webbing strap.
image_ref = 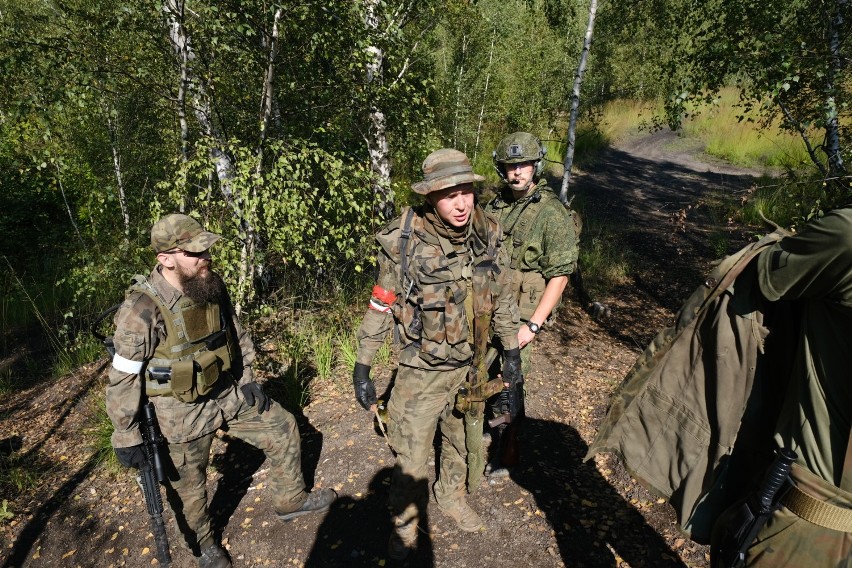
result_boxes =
[399,208,416,297]
[781,483,852,532]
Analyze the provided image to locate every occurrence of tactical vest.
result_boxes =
[380,207,501,368]
[129,275,236,402]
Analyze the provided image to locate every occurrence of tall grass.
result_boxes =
[680,89,811,170]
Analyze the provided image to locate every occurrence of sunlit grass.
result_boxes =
[680,89,811,170]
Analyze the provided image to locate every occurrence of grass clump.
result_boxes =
[577,225,632,298]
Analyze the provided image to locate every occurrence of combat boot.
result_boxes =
[198,543,231,568]
[437,497,484,532]
[276,488,337,521]
[387,515,419,561]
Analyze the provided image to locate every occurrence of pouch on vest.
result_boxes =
[170,359,196,402]
[515,270,546,321]
[169,351,221,403]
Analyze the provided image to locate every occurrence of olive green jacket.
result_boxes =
[586,230,787,542]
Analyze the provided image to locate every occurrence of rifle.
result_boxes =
[139,400,172,567]
[711,448,797,568]
[92,305,172,567]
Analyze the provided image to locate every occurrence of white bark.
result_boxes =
[365,0,395,220]
[560,0,598,204]
[164,0,253,236]
[823,0,846,176]
[107,114,130,242]
[453,35,468,148]
[473,29,496,164]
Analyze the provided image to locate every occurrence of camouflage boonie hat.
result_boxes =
[411,148,485,195]
[150,214,221,253]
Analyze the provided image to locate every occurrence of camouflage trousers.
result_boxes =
[743,465,852,567]
[387,364,468,522]
[164,400,306,549]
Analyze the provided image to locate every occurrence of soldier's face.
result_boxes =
[163,249,213,284]
[428,183,475,227]
[504,161,535,192]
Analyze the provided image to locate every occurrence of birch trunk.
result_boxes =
[107,114,130,243]
[823,0,847,178]
[473,29,496,165]
[560,0,598,204]
[365,0,395,221]
[164,0,255,239]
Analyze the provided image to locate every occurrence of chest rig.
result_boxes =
[129,275,236,402]
[388,207,501,367]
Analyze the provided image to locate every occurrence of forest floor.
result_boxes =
[0,129,769,568]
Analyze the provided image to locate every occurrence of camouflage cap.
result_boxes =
[150,214,221,253]
[411,148,485,195]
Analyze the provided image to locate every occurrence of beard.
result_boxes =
[177,265,226,305]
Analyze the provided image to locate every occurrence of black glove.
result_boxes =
[353,363,377,411]
[502,348,522,387]
[115,444,147,469]
[240,382,271,414]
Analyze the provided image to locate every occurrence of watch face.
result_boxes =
[527,322,540,333]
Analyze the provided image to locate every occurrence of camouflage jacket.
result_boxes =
[486,180,579,320]
[106,266,256,447]
[357,205,519,371]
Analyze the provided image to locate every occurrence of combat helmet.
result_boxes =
[492,132,547,183]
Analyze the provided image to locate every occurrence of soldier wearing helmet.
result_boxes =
[352,149,521,560]
[484,132,579,477]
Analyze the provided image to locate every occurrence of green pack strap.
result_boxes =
[399,207,416,300]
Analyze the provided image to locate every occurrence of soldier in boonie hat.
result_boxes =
[352,147,521,560]
[150,213,222,253]
[411,148,485,195]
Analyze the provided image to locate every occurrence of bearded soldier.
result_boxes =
[484,132,579,476]
[352,149,522,560]
[106,214,336,568]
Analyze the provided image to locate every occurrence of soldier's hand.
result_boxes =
[502,348,522,388]
[115,444,147,469]
[240,382,271,414]
[352,363,377,411]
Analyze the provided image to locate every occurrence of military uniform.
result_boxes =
[356,204,519,513]
[485,179,579,372]
[106,215,335,562]
[353,148,520,559]
[106,265,307,549]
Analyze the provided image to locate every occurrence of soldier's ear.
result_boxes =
[157,252,176,268]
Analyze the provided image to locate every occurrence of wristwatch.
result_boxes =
[526,321,541,334]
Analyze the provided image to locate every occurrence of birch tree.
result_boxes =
[560,0,598,204]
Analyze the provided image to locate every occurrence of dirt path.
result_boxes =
[0,130,766,568]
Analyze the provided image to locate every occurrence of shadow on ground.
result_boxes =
[507,417,687,567]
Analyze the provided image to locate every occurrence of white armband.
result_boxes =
[369,299,392,313]
[112,354,144,374]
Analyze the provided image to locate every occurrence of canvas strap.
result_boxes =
[781,459,852,532]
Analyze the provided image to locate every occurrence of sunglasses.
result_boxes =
[163,249,207,258]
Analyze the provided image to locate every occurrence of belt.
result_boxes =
[781,483,852,532]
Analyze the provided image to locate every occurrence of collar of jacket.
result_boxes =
[150,265,184,310]
[411,205,492,255]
